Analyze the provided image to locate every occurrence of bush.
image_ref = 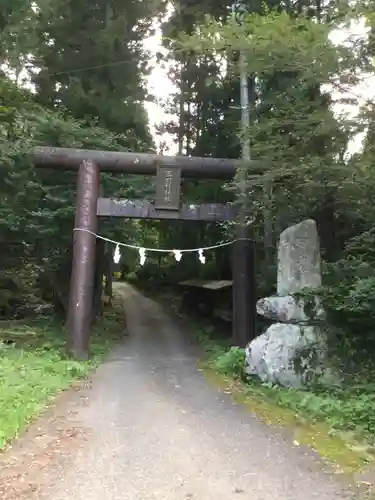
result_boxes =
[303,231,375,359]
[212,347,246,380]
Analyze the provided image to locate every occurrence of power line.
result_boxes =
[28,59,135,78]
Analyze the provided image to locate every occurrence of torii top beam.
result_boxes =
[32,147,263,180]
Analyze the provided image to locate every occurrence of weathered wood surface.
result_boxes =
[97,198,235,221]
[33,147,265,179]
[232,239,256,347]
[67,160,100,360]
[179,280,233,290]
[179,280,233,324]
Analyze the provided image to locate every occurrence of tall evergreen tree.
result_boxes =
[159,0,357,266]
[32,0,158,147]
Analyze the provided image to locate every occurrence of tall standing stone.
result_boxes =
[277,219,321,295]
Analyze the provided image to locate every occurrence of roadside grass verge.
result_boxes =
[0,299,125,451]
[194,325,375,475]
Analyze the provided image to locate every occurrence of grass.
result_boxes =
[192,324,375,475]
[0,300,124,451]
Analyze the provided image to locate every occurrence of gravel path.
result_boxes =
[4,284,358,499]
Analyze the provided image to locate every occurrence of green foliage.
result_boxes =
[212,347,246,380]
[0,307,124,450]
[177,10,357,234]
[271,385,375,440]
[0,0,157,317]
[198,327,375,446]
[289,228,375,361]
[1,0,375,456]
[154,2,362,289]
[32,0,156,143]
[0,43,153,317]
[156,2,375,380]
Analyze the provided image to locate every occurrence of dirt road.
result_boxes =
[0,284,356,499]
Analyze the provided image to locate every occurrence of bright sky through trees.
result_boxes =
[143,15,375,155]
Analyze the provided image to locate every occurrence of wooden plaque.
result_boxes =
[154,165,181,210]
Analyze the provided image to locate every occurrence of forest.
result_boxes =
[2,0,375,459]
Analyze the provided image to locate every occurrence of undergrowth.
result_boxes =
[196,325,375,449]
[0,304,124,450]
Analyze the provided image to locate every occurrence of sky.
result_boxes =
[143,17,177,153]
[5,12,373,156]
[143,16,375,156]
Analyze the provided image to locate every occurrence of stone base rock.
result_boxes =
[256,295,325,324]
[245,323,326,388]
[246,219,331,389]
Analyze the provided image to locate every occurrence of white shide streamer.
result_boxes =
[73,228,250,267]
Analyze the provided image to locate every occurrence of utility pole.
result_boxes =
[231,2,256,347]
[178,61,184,155]
[239,50,250,178]
[231,1,251,215]
[231,1,273,274]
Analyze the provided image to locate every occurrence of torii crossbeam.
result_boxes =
[34,147,257,359]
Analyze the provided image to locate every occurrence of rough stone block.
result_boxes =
[245,323,325,388]
[256,295,325,323]
[277,219,321,296]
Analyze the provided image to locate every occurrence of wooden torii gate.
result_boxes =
[33,146,260,360]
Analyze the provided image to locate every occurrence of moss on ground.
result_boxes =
[200,361,375,476]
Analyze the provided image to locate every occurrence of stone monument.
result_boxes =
[245,219,327,388]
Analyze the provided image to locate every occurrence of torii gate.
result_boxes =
[33,146,260,359]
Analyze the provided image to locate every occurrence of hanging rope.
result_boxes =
[73,228,249,266]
